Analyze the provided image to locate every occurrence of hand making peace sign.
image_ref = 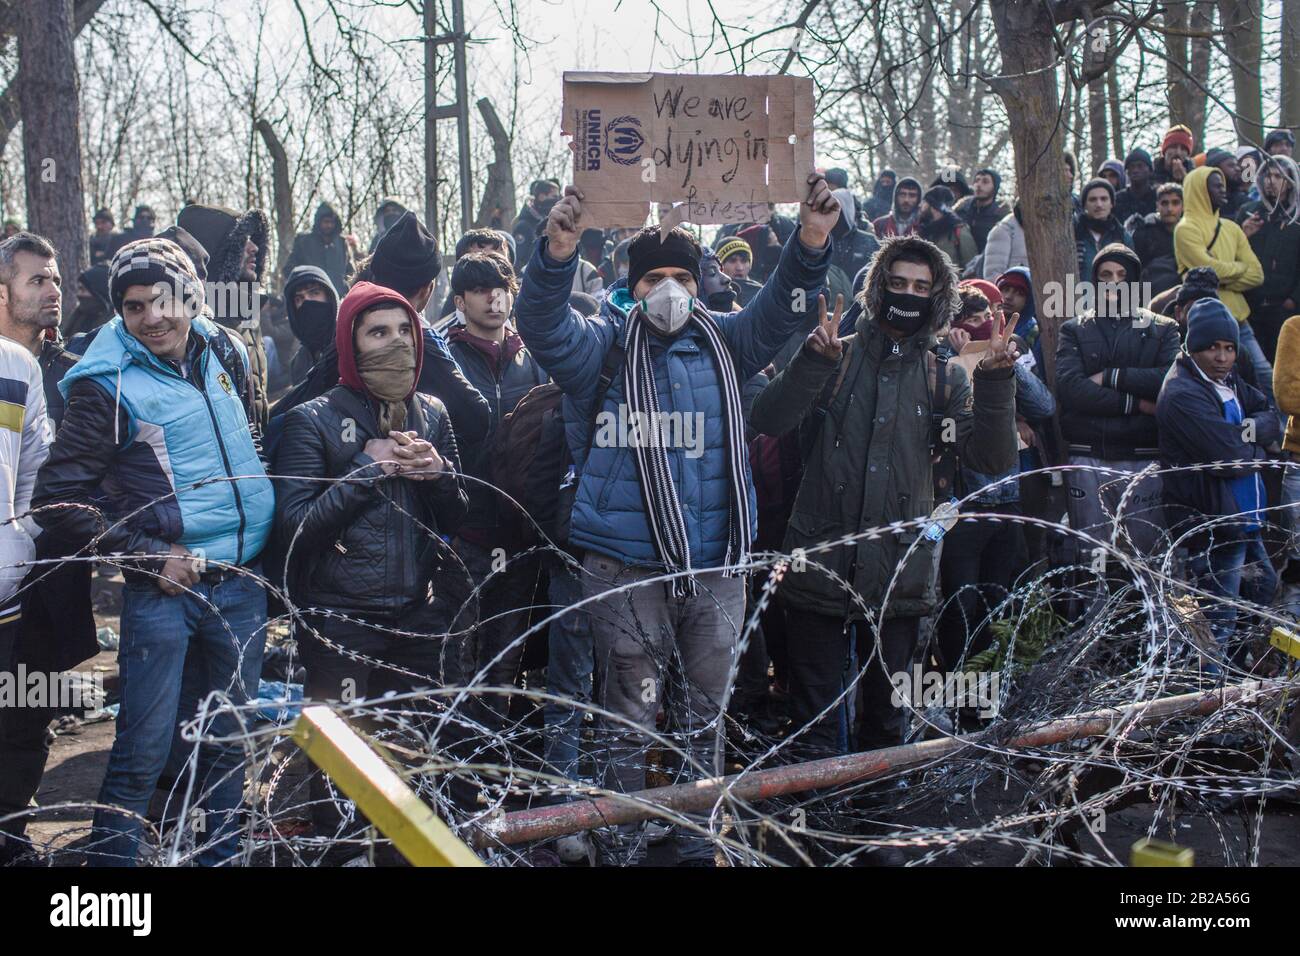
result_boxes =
[806,293,844,360]
[979,310,1021,369]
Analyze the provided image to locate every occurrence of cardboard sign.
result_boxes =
[561,72,815,229]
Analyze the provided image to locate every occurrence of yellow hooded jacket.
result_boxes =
[1173,165,1264,322]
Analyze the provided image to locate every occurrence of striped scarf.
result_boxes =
[623,303,753,597]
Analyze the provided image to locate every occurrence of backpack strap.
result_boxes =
[581,339,626,456]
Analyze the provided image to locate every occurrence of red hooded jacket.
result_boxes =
[335,281,425,401]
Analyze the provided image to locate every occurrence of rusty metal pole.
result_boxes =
[479,680,1282,847]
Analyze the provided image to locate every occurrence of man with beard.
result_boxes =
[177,202,273,431]
[863,169,897,221]
[918,185,978,269]
[283,265,338,386]
[1205,147,1249,220]
[1075,178,1132,277]
[1114,149,1158,225]
[1236,154,1300,361]
[0,232,94,864]
[954,168,1008,253]
[872,176,923,239]
[281,201,354,294]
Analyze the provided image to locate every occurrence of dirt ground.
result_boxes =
[23,603,1300,867]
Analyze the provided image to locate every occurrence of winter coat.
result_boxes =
[1056,307,1181,459]
[281,201,354,294]
[1272,316,1300,454]
[513,228,832,569]
[446,323,548,541]
[954,196,1009,252]
[871,176,923,239]
[1174,166,1264,321]
[1114,185,1157,225]
[273,384,467,619]
[511,202,547,271]
[33,316,273,578]
[1237,197,1300,312]
[0,338,50,609]
[1074,211,1132,279]
[1158,353,1281,543]
[1130,213,1181,295]
[749,237,1018,621]
[981,211,1028,280]
[921,210,979,272]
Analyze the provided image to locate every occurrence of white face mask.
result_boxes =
[640,277,695,336]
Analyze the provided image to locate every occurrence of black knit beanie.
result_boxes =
[626,227,702,294]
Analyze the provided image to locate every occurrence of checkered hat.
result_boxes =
[108,237,205,316]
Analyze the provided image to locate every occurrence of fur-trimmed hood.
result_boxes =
[176,203,269,286]
[856,234,962,338]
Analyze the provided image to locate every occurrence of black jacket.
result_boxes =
[273,384,468,619]
[445,325,548,538]
[1114,185,1157,225]
[1057,309,1181,459]
[1238,200,1300,309]
[1157,354,1281,542]
[269,326,492,451]
[1130,213,1180,295]
[954,196,1009,252]
[511,203,547,271]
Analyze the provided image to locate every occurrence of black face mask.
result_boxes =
[880,289,931,336]
[294,300,336,353]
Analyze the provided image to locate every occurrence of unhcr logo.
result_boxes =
[581,109,603,171]
[604,115,644,165]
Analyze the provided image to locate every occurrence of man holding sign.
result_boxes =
[514,171,837,865]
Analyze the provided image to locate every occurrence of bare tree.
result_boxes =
[17,0,88,305]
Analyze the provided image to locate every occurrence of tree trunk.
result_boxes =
[474,98,515,231]
[1217,0,1264,145]
[1085,18,1108,173]
[1106,22,1124,158]
[1187,0,1213,144]
[254,119,294,279]
[1164,1,1190,124]
[1284,0,1300,129]
[988,0,1076,394]
[17,0,87,312]
[0,0,105,160]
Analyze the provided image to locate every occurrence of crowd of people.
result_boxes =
[0,118,1297,867]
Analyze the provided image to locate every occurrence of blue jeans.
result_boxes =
[1188,530,1277,667]
[91,572,266,866]
[1238,321,1274,405]
[543,560,593,782]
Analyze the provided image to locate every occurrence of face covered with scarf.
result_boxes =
[336,281,425,438]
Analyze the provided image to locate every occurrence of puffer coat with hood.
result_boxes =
[750,235,1018,621]
[1174,166,1264,321]
[281,201,353,294]
[272,282,468,620]
[1238,155,1300,311]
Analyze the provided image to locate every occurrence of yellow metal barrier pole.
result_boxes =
[292,704,483,867]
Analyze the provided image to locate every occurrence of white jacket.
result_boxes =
[0,337,51,613]
[982,212,1029,280]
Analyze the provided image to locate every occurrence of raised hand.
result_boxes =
[806,293,844,359]
[980,310,1021,370]
[799,173,840,249]
[544,185,585,262]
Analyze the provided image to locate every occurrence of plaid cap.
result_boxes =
[108,237,205,315]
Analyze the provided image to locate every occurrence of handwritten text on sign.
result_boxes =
[562,72,814,228]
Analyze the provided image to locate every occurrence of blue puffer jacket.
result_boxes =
[515,229,831,568]
[58,315,274,566]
